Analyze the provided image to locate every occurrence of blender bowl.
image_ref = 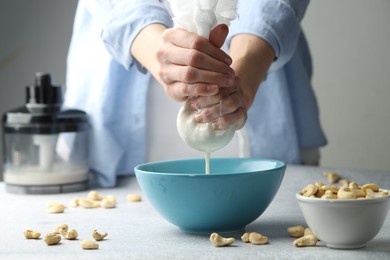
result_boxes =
[2,73,90,194]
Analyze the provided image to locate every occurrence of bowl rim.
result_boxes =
[134,157,286,177]
[296,189,390,204]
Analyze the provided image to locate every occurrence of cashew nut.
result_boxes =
[127,194,142,202]
[53,224,68,234]
[92,229,108,241]
[241,232,250,243]
[101,198,116,208]
[293,234,318,247]
[44,233,61,245]
[88,191,104,201]
[78,199,101,208]
[61,229,78,240]
[24,230,41,239]
[348,182,359,189]
[47,203,66,214]
[361,183,380,193]
[303,228,317,238]
[104,194,117,204]
[321,190,337,199]
[337,187,357,199]
[81,239,99,250]
[313,182,325,197]
[248,232,269,245]
[209,233,235,247]
[287,226,305,238]
[324,171,340,183]
[69,198,80,207]
[321,185,339,194]
[301,184,318,197]
[339,179,349,187]
[366,189,389,199]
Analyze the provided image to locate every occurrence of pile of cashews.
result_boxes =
[299,171,389,200]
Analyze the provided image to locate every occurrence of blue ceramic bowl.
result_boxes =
[134,158,285,233]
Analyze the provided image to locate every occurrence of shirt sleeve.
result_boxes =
[227,0,309,70]
[100,0,173,70]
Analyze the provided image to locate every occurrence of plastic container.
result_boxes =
[2,73,89,194]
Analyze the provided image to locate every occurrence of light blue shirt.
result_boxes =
[65,0,327,187]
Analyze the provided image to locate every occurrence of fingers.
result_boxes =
[158,45,234,76]
[164,82,220,102]
[209,24,229,48]
[158,63,234,87]
[213,107,247,130]
[194,92,244,122]
[164,27,232,65]
[156,26,235,102]
[192,78,247,130]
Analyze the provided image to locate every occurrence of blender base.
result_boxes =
[5,180,89,194]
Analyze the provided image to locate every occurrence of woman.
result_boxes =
[65,0,326,187]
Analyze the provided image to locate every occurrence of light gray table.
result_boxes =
[0,165,389,259]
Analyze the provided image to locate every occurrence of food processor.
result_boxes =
[2,73,89,194]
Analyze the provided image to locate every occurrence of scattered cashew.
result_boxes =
[69,198,80,207]
[287,226,305,238]
[61,229,78,240]
[293,234,318,247]
[303,228,316,237]
[24,230,41,239]
[248,232,269,245]
[127,194,142,202]
[209,233,235,247]
[47,203,66,214]
[92,229,108,241]
[78,199,101,208]
[44,233,61,245]
[101,198,116,208]
[81,239,99,250]
[104,194,117,204]
[324,171,340,183]
[88,191,104,201]
[53,224,68,234]
[241,232,250,243]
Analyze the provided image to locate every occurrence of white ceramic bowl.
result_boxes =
[296,191,390,249]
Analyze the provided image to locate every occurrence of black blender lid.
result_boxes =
[2,73,89,134]
[25,72,63,113]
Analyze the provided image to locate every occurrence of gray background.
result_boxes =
[1,0,389,181]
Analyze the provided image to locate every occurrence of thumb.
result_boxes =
[209,24,229,48]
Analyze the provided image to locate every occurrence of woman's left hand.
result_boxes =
[189,75,247,130]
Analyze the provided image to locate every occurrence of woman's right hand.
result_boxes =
[156,24,235,102]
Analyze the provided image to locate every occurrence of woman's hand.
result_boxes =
[156,24,235,101]
[189,75,247,130]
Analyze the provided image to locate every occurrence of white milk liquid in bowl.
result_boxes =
[146,78,250,173]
